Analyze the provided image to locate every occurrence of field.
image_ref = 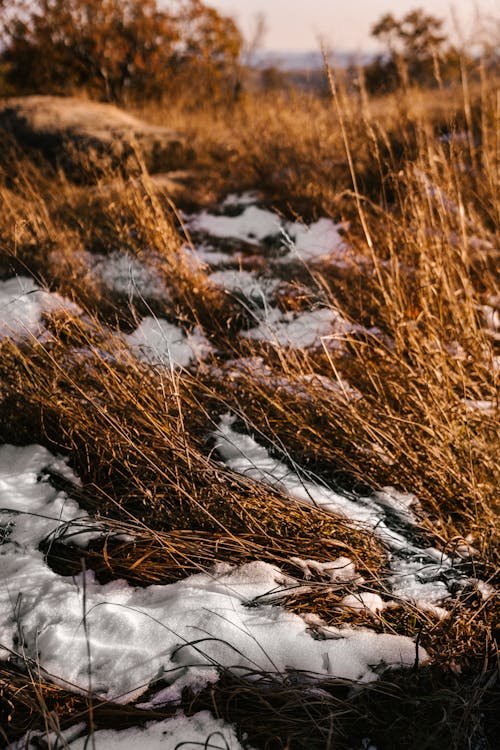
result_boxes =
[0,69,498,749]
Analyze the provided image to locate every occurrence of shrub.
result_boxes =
[0,0,242,103]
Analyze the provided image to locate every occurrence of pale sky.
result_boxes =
[208,1,498,53]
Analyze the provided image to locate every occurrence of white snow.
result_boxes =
[188,198,346,263]
[214,415,382,526]
[0,443,427,707]
[0,443,94,551]
[342,592,387,614]
[189,205,281,245]
[125,317,212,368]
[222,192,259,207]
[290,556,360,582]
[8,711,250,750]
[387,559,451,606]
[209,269,279,304]
[0,276,80,342]
[213,415,486,609]
[70,711,248,750]
[92,251,169,301]
[193,245,236,267]
[280,218,347,263]
[242,308,353,349]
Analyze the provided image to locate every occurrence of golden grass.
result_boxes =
[0,67,498,748]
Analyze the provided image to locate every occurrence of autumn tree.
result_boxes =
[0,0,242,102]
[172,0,243,101]
[365,8,455,92]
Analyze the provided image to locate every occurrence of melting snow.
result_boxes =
[125,317,212,368]
[0,443,427,708]
[8,711,250,750]
[290,556,360,583]
[0,276,79,342]
[342,592,387,614]
[92,251,169,301]
[242,308,353,349]
[189,205,281,245]
[187,197,346,263]
[280,218,347,263]
[209,269,279,305]
[190,244,236,267]
[213,415,487,609]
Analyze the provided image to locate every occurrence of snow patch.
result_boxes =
[8,711,250,750]
[92,251,169,301]
[242,307,353,349]
[213,416,488,609]
[125,317,212,368]
[280,218,347,263]
[290,556,360,582]
[0,276,80,342]
[188,198,346,264]
[342,592,387,614]
[0,444,426,704]
[189,205,281,245]
[209,269,279,305]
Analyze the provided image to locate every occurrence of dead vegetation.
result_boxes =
[0,63,498,750]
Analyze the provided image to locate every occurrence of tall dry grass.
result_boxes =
[0,63,498,748]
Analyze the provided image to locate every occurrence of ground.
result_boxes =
[0,86,498,749]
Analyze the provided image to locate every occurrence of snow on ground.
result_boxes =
[242,307,359,349]
[222,192,259,207]
[4,189,492,746]
[8,711,250,750]
[92,250,169,301]
[189,205,281,246]
[187,196,347,263]
[213,415,487,610]
[0,276,80,342]
[279,217,348,263]
[290,556,360,583]
[0,443,427,711]
[464,399,497,414]
[342,592,387,614]
[189,244,237,268]
[125,317,212,368]
[0,444,94,552]
[209,269,280,306]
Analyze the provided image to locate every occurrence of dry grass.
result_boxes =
[0,65,498,748]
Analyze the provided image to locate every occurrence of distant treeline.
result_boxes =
[0,3,498,102]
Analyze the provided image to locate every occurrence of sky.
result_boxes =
[208,0,498,53]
